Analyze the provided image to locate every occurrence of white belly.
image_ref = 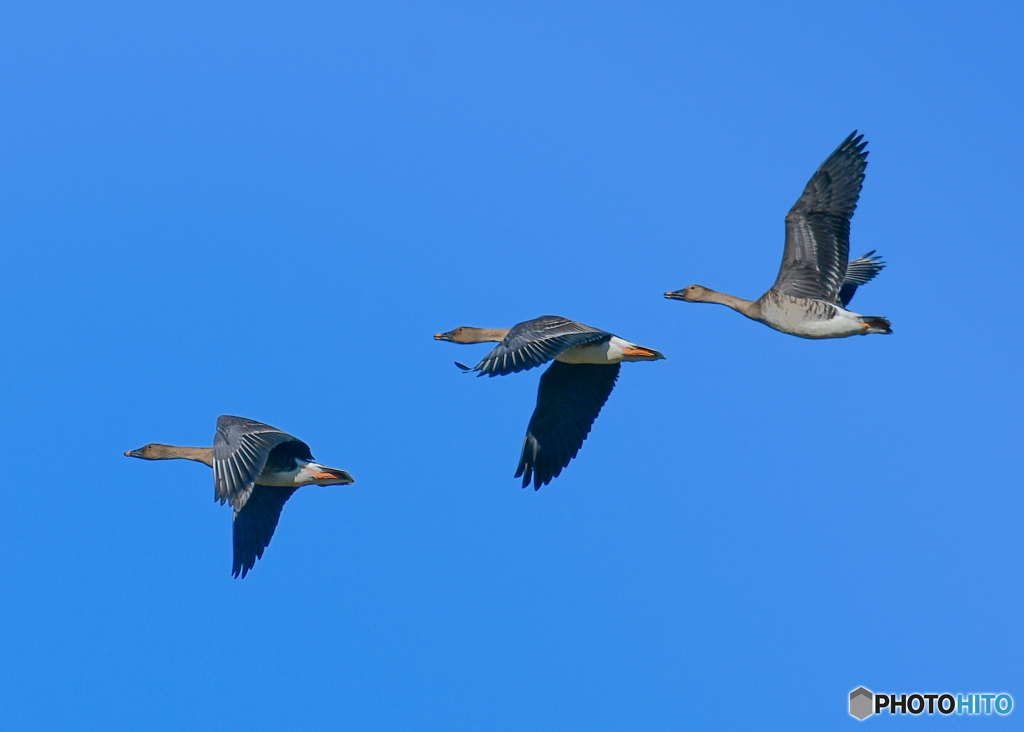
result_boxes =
[254,464,304,487]
[555,336,633,364]
[759,297,867,339]
[779,321,862,338]
[254,459,323,487]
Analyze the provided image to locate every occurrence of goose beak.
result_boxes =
[125,448,143,458]
[434,332,453,341]
[665,290,686,301]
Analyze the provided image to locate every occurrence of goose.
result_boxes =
[125,415,354,578]
[435,316,664,489]
[666,131,891,338]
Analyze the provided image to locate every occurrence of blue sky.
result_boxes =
[1,1,1021,729]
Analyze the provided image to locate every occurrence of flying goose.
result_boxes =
[666,132,891,338]
[125,415,354,578]
[435,316,664,489]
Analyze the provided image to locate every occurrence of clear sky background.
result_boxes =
[1,1,1021,729]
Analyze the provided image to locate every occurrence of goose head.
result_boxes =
[125,443,170,459]
[434,326,509,344]
[665,285,712,303]
[434,327,474,343]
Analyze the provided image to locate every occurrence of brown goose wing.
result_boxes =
[515,361,620,489]
[463,316,611,377]
[231,485,297,578]
[772,132,868,303]
[213,415,311,510]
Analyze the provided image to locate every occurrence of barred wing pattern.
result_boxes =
[213,415,312,510]
[839,250,886,308]
[773,132,869,303]
[463,316,611,377]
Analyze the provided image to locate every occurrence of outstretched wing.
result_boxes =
[515,361,620,490]
[466,316,611,377]
[213,416,312,510]
[773,132,869,303]
[838,250,886,308]
[232,485,297,578]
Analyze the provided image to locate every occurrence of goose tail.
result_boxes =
[307,464,355,485]
[860,316,892,334]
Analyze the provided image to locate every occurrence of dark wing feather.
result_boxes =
[773,132,869,303]
[213,416,312,510]
[469,316,611,377]
[232,485,297,578]
[838,250,886,308]
[515,361,620,490]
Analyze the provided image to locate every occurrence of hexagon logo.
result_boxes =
[850,687,873,720]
